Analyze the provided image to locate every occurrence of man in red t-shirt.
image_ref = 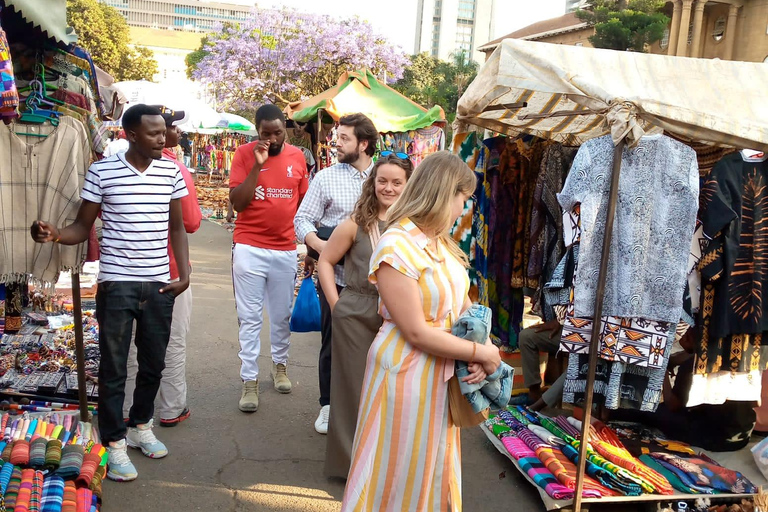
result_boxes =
[229,104,309,412]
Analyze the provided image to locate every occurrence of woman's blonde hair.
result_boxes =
[385,151,476,267]
[352,154,414,234]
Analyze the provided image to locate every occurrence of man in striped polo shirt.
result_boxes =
[31,104,190,482]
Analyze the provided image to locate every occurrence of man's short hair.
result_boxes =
[339,113,378,157]
[122,104,162,132]
[255,104,286,127]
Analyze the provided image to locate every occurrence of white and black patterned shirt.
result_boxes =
[294,161,373,286]
[80,153,188,283]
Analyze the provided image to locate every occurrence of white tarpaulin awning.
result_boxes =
[457,39,768,150]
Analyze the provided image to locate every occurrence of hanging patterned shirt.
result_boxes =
[557,134,699,324]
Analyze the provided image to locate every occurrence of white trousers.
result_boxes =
[123,283,193,420]
[232,243,296,382]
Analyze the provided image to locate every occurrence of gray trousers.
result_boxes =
[519,325,565,407]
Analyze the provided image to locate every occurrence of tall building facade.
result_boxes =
[413,0,495,63]
[100,0,252,32]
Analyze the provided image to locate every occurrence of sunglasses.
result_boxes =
[380,150,409,160]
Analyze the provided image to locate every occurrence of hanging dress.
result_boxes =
[341,218,469,512]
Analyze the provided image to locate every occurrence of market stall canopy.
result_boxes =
[113,80,221,132]
[206,112,255,132]
[285,69,446,133]
[3,0,78,45]
[457,39,768,151]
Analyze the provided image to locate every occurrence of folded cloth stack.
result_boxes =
[453,304,514,413]
[57,445,84,480]
[529,424,565,447]
[5,466,22,510]
[76,452,101,488]
[0,460,13,494]
[1,442,12,463]
[76,487,92,512]
[649,452,757,494]
[11,440,30,466]
[30,437,48,468]
[62,481,77,512]
[14,468,34,512]
[31,470,44,512]
[40,475,65,512]
[45,440,63,471]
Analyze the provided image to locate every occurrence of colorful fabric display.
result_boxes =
[501,434,584,500]
[14,468,34,512]
[75,452,100,488]
[1,442,12,463]
[30,470,43,512]
[29,438,48,468]
[555,416,581,438]
[560,444,643,496]
[591,439,674,495]
[5,466,22,510]
[11,440,30,466]
[649,453,756,494]
[538,416,572,444]
[529,425,565,446]
[75,488,91,512]
[56,445,84,480]
[0,28,19,118]
[638,454,709,494]
[485,416,512,437]
[535,443,617,497]
[45,440,62,471]
[61,482,77,512]
[497,410,527,432]
[89,465,105,501]
[0,461,13,494]
[40,475,65,512]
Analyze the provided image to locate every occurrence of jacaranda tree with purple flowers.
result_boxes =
[190,8,409,111]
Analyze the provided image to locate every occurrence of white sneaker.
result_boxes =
[107,439,138,482]
[314,405,330,434]
[126,419,168,459]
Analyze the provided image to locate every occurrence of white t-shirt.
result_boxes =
[103,138,129,158]
[80,153,188,282]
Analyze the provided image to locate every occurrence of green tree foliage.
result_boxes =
[392,51,478,125]
[67,0,158,80]
[576,0,670,52]
[185,36,210,79]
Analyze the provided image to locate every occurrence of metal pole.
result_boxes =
[572,138,626,512]
[71,272,90,422]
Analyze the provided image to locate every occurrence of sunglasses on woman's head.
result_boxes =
[380,151,409,160]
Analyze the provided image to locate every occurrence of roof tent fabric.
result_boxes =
[457,39,768,151]
[4,0,78,46]
[285,69,445,133]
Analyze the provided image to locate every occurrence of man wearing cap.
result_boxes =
[123,106,202,427]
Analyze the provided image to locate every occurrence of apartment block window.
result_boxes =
[457,0,476,21]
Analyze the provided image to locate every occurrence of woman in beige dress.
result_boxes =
[318,153,413,478]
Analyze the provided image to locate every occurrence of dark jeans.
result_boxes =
[317,282,343,407]
[97,281,175,444]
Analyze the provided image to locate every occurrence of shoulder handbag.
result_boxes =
[447,374,489,428]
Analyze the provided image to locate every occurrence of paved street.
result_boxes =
[104,219,541,511]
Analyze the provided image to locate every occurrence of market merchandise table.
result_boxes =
[481,423,764,511]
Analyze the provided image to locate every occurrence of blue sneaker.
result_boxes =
[126,419,168,459]
[107,439,138,482]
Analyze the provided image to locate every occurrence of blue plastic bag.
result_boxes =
[290,278,322,332]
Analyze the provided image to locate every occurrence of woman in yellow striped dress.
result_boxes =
[341,152,503,512]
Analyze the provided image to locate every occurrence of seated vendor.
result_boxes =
[513,320,566,412]
[613,328,756,452]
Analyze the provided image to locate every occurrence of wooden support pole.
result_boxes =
[572,138,626,512]
[71,272,90,422]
